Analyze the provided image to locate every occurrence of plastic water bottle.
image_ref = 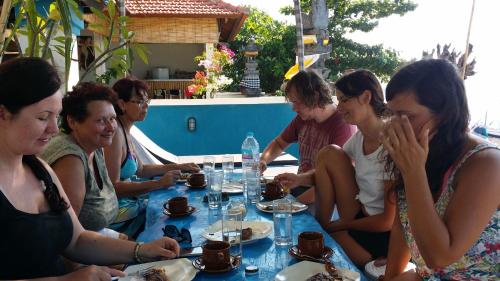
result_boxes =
[241,132,260,203]
[241,132,260,171]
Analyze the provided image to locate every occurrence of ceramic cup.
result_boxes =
[188,173,205,187]
[202,241,231,270]
[265,181,283,198]
[167,196,188,214]
[298,231,324,258]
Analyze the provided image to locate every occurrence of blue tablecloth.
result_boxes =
[137,183,367,281]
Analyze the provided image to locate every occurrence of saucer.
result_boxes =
[185,182,207,189]
[289,245,333,262]
[261,190,286,201]
[192,255,241,273]
[162,205,197,218]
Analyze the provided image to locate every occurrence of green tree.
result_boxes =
[0,0,148,88]
[282,0,417,82]
[224,7,296,94]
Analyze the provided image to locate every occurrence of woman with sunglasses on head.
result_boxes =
[104,77,199,237]
[381,59,499,281]
[276,70,396,268]
[0,57,180,280]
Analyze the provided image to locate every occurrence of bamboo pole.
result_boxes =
[461,0,476,79]
[0,0,13,54]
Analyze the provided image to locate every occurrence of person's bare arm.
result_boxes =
[104,130,177,197]
[42,161,181,265]
[384,214,412,280]
[138,163,199,179]
[274,169,315,190]
[129,138,199,178]
[50,155,86,215]
[403,150,500,268]
[259,136,290,172]
[103,129,124,187]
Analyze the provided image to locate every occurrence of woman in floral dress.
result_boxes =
[382,59,499,280]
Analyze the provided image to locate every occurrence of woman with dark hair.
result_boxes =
[276,70,395,267]
[382,59,499,280]
[0,58,179,280]
[41,83,123,239]
[104,77,199,237]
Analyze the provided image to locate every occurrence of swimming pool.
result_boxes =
[135,97,300,158]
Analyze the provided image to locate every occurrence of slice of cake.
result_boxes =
[242,227,253,240]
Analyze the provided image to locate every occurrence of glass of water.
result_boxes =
[222,206,243,266]
[207,170,223,209]
[203,156,216,174]
[222,154,234,184]
[273,198,292,246]
[245,168,260,204]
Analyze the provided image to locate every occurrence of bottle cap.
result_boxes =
[247,132,254,137]
[245,265,259,275]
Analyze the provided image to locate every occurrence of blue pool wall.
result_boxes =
[136,103,300,158]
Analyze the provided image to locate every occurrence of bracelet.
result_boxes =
[134,242,144,263]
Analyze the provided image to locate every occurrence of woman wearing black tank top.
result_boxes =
[0,58,180,280]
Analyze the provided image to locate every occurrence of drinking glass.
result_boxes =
[273,198,292,246]
[207,170,223,210]
[203,156,216,187]
[203,156,216,175]
[222,154,234,184]
[245,168,260,204]
[222,206,243,266]
[227,199,246,219]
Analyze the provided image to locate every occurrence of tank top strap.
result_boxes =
[445,143,499,192]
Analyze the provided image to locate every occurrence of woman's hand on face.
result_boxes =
[381,115,431,175]
[62,265,125,281]
[178,163,200,173]
[158,170,180,187]
[274,173,300,190]
[140,237,180,261]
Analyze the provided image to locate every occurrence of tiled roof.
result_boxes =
[126,0,246,18]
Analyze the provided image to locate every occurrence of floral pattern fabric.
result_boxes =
[398,143,500,280]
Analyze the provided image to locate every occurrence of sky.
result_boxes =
[226,0,500,127]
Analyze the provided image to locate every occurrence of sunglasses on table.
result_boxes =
[162,225,192,244]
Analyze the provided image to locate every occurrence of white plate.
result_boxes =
[222,182,244,194]
[201,220,273,244]
[275,260,360,281]
[119,258,198,281]
[256,201,308,214]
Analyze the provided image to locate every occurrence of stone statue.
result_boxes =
[240,38,263,97]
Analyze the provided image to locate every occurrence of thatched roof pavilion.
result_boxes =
[84,0,248,44]
[83,0,248,96]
